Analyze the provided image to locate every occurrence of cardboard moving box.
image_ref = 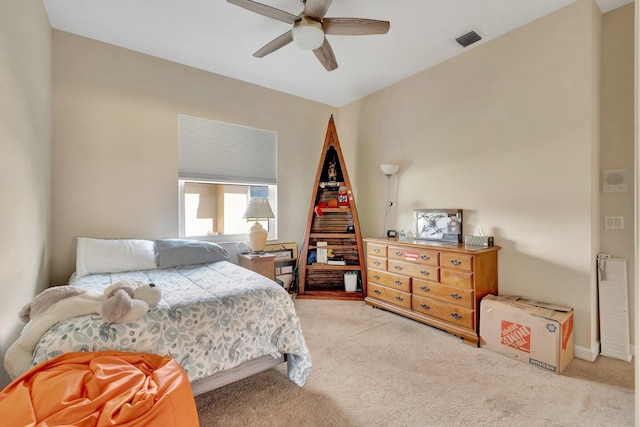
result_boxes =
[480,295,574,374]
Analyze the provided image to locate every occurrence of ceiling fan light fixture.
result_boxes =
[292,17,324,50]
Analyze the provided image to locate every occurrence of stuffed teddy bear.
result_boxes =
[7,287,105,379]
[18,280,162,324]
[18,286,100,323]
[100,280,162,323]
[6,280,163,379]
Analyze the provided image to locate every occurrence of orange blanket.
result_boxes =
[0,351,199,426]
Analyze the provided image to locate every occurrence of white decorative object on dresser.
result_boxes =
[364,237,500,346]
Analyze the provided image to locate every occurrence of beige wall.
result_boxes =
[343,0,605,356]
[600,4,636,341]
[0,2,52,386]
[51,31,337,284]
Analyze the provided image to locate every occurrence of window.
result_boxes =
[178,115,277,242]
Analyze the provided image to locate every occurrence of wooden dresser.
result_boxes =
[363,237,500,346]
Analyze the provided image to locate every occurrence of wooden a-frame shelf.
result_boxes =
[297,116,367,301]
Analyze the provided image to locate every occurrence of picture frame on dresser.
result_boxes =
[413,209,463,243]
[265,248,293,260]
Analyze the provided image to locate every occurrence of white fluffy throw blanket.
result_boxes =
[4,290,104,379]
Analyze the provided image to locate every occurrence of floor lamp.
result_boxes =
[380,164,400,236]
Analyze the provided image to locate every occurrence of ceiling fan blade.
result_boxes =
[303,0,333,20]
[313,37,338,71]
[253,31,294,58]
[323,18,390,36]
[227,0,300,24]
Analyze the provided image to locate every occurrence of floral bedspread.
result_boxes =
[31,261,312,386]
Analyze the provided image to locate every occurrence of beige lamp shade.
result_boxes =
[242,198,275,253]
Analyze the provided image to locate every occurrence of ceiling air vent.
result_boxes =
[455,30,482,48]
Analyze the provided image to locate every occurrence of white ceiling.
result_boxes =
[43,0,632,107]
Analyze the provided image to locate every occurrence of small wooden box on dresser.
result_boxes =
[363,237,500,346]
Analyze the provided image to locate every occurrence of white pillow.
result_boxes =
[75,237,158,278]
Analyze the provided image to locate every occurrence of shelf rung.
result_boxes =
[306,264,363,270]
[309,233,356,238]
[309,245,358,250]
[316,208,351,213]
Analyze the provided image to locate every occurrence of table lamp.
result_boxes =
[242,198,275,253]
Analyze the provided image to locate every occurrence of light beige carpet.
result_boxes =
[195,300,635,426]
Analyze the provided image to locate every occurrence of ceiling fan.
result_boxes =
[227,0,390,71]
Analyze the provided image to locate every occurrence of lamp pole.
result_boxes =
[383,173,393,236]
[380,164,399,236]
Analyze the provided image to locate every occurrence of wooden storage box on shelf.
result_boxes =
[364,237,500,346]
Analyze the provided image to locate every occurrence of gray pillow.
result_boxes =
[156,239,230,268]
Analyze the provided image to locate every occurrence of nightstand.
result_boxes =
[237,253,276,280]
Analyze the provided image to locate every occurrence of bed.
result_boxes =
[5,238,312,396]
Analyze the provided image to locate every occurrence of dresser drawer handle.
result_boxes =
[450,293,462,300]
[450,313,463,320]
[420,303,431,310]
[395,296,404,302]
[374,289,381,295]
[374,248,380,253]
[420,270,429,276]
[450,259,462,266]
[395,251,403,256]
[420,286,430,292]
[374,261,381,266]
[420,255,430,260]
[394,265,403,270]
[394,280,403,286]
[373,274,380,280]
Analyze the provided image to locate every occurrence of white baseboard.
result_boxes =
[574,343,600,361]
[574,341,636,362]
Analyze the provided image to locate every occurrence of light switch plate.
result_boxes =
[604,216,624,229]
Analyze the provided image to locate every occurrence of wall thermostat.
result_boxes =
[603,169,628,193]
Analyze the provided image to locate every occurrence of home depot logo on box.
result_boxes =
[500,320,531,352]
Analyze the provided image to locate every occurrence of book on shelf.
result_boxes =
[317,242,328,264]
[327,257,346,265]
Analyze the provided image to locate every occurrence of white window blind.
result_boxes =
[178,115,277,184]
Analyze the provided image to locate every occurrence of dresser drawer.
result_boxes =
[440,253,473,272]
[388,246,438,266]
[412,278,474,309]
[412,294,474,329]
[367,268,410,293]
[367,255,387,270]
[367,243,387,257]
[412,279,438,295]
[441,269,473,289]
[388,259,439,282]
[368,282,412,309]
